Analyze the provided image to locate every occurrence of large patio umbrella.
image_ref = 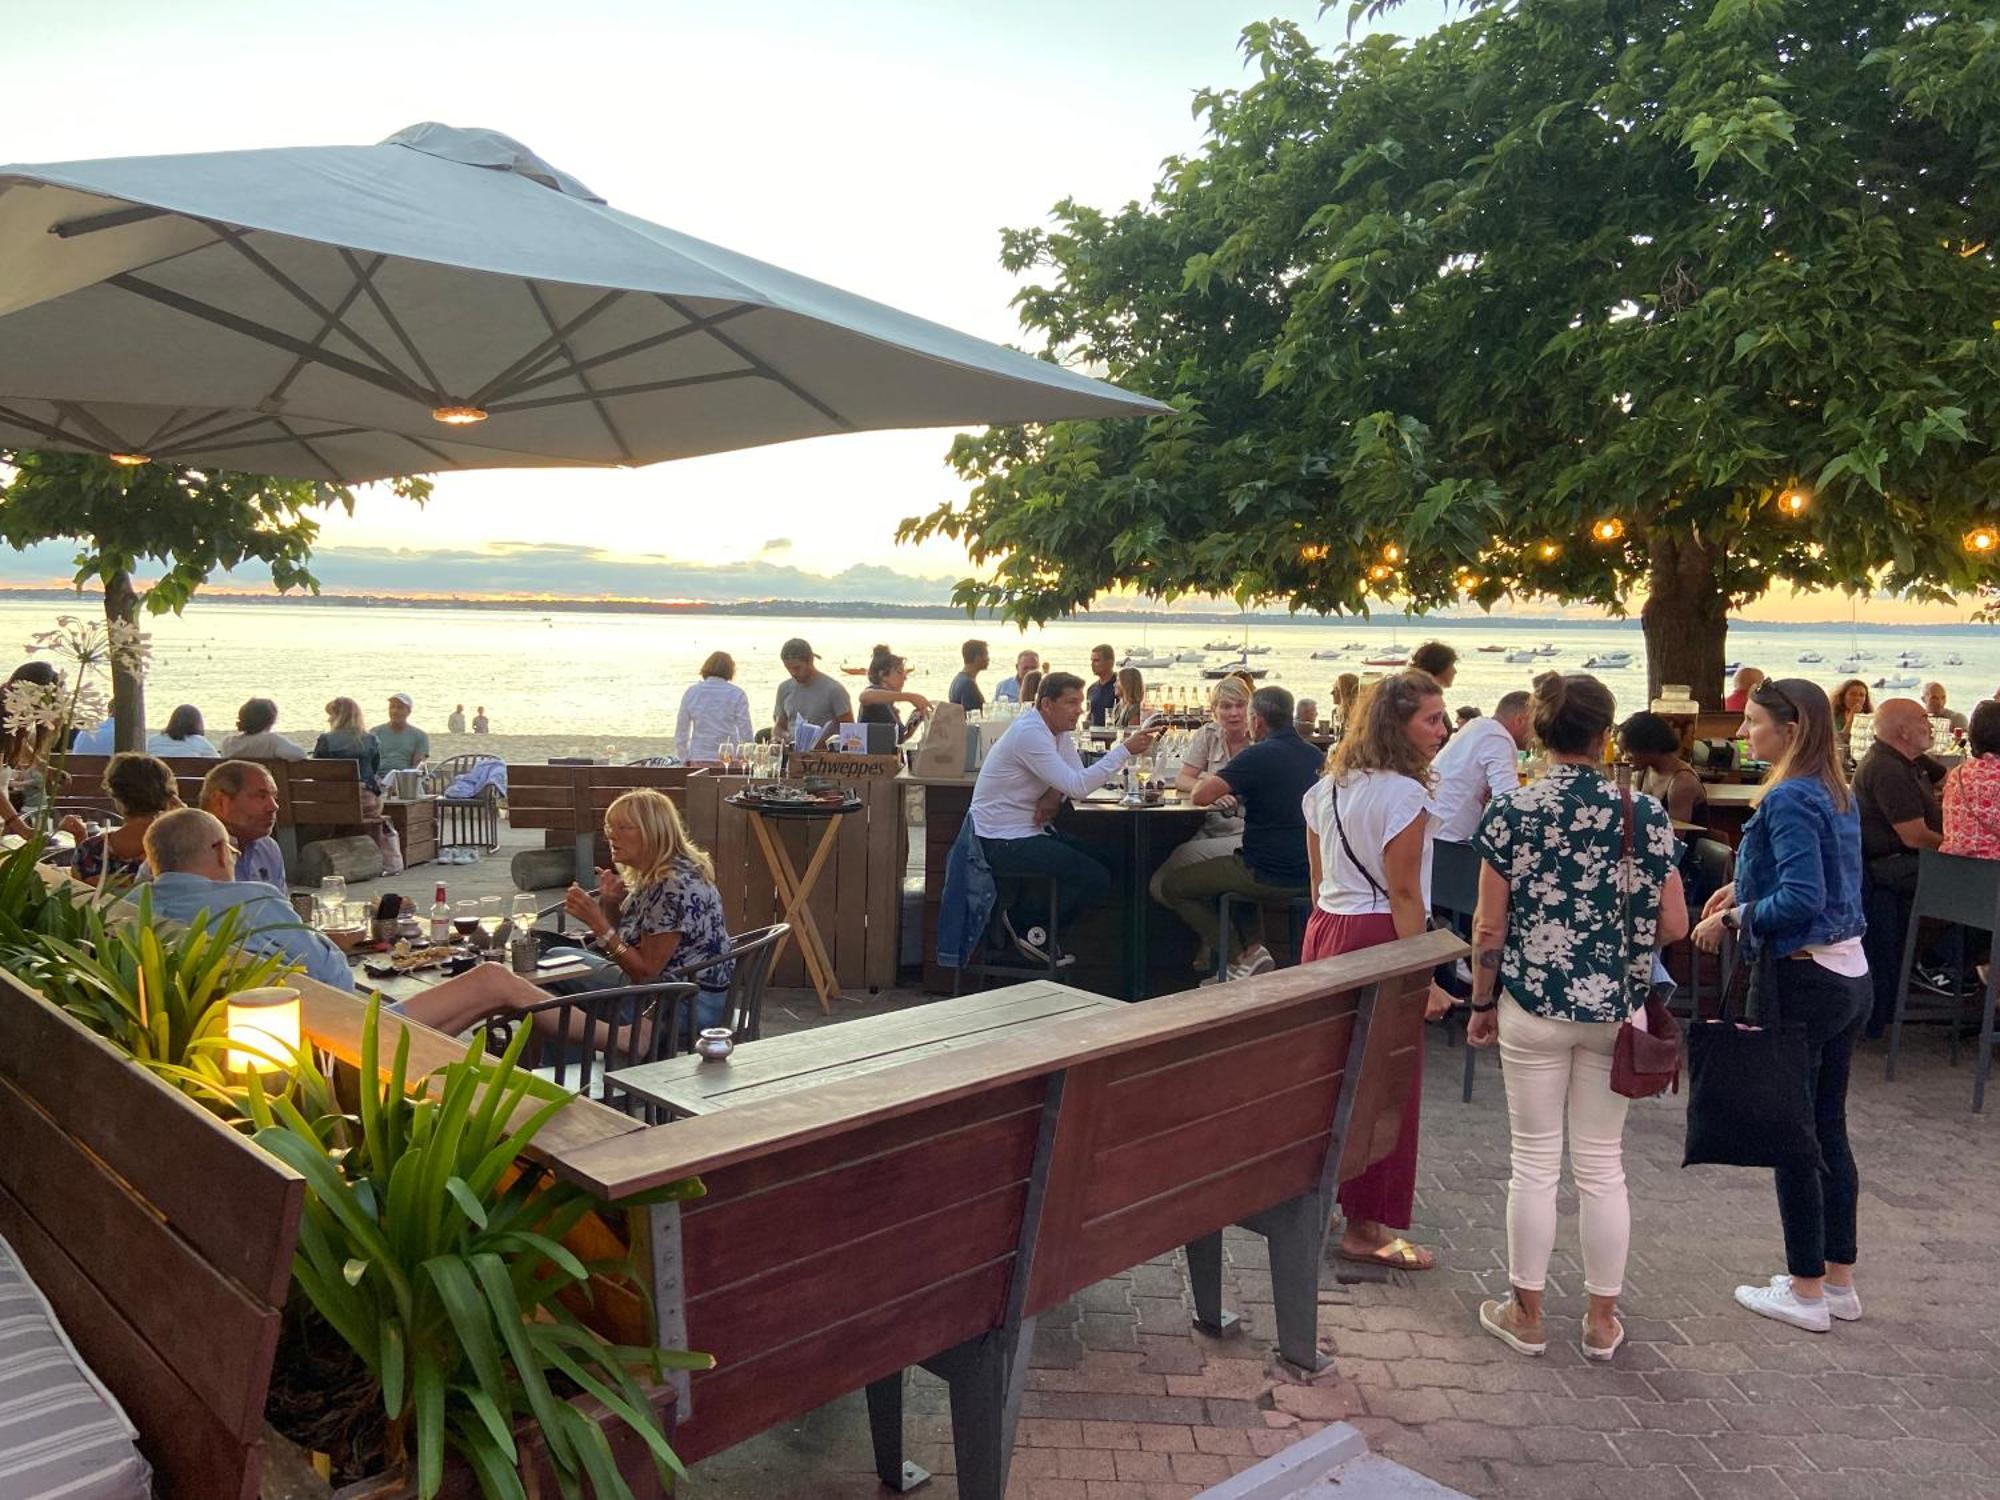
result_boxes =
[0,123,1167,482]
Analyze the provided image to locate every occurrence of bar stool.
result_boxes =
[1213,889,1312,981]
[954,874,1064,994]
[1887,849,2000,1108]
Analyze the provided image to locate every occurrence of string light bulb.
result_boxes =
[1379,542,1404,566]
[1366,562,1395,583]
[430,405,489,426]
[1455,568,1485,590]
[107,453,149,466]
[1535,540,1562,562]
[1966,525,1999,556]
[1778,485,1811,517]
[1590,517,1626,544]
[1298,544,1329,563]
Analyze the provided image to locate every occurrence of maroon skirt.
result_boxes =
[1304,908,1422,1230]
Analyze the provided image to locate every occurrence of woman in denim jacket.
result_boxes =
[1693,678,1868,1334]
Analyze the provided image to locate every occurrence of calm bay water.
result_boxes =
[1,599,1993,740]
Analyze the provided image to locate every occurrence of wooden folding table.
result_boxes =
[727,791,861,1013]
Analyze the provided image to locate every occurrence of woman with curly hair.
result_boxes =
[1302,668,1454,1270]
[74,752,183,886]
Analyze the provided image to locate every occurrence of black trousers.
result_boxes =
[1749,955,1870,1278]
[979,830,1113,935]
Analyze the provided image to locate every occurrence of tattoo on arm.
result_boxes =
[1476,947,1501,969]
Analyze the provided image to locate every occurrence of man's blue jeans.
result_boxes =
[978,830,1113,938]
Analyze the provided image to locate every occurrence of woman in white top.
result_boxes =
[1302,668,1453,1271]
[145,703,220,758]
[1148,675,1255,966]
[675,651,754,764]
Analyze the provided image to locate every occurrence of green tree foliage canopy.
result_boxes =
[902,0,2000,637]
[0,450,429,615]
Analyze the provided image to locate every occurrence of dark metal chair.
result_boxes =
[1429,838,1483,1102]
[1888,849,2000,1109]
[487,980,697,1121]
[954,874,1065,995]
[671,922,790,1043]
[432,753,504,854]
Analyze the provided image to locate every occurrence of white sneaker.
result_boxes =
[1227,945,1276,980]
[1771,1274,1861,1322]
[1735,1279,1831,1332]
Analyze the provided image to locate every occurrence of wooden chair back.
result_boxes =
[558,929,1457,1465]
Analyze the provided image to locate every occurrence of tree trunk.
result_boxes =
[1639,533,1729,709]
[103,570,145,752]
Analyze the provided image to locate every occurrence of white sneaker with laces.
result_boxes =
[1228,945,1276,980]
[1771,1274,1861,1321]
[1735,1279,1831,1332]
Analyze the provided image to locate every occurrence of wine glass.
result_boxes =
[452,899,481,940]
[511,893,541,935]
[316,875,347,927]
[718,740,739,774]
[478,895,504,942]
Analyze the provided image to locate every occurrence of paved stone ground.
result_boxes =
[684,1015,2000,1500]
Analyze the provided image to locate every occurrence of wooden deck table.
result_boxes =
[610,979,1120,1118]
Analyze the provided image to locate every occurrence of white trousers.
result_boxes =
[1497,994,1631,1298]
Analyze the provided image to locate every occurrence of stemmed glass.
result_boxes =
[316,875,347,927]
[452,899,481,940]
[718,740,739,775]
[478,896,505,946]
[511,893,541,933]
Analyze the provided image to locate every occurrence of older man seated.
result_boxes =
[201,760,286,886]
[140,807,545,1033]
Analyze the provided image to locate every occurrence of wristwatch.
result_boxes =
[1720,906,1742,932]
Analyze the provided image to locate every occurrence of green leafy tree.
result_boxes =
[0,452,429,745]
[902,2,2000,703]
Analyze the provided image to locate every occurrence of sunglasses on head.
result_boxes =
[1751,680,1800,721]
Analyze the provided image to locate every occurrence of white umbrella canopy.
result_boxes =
[0,123,1167,482]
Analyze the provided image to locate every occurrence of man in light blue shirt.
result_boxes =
[993,649,1040,704]
[201,761,287,885]
[140,808,354,990]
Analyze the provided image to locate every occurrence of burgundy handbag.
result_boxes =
[1610,775,1682,1099]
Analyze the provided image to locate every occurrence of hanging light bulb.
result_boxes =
[1298,543,1330,563]
[1965,525,1999,556]
[1379,542,1404,566]
[431,404,489,426]
[1455,568,1485,590]
[107,453,149,466]
[1591,517,1626,544]
[1777,485,1811,517]
[1366,562,1395,583]
[1536,540,1562,562]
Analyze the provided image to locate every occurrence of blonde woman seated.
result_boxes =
[556,788,737,1033]
[1148,675,1253,969]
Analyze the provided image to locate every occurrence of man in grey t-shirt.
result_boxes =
[371,692,432,773]
[772,638,854,743]
[949,638,989,713]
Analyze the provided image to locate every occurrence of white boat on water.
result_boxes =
[1202,656,1268,680]
[1583,651,1635,670]
[1944,653,1965,666]
[1836,660,1861,674]
[1898,653,1931,669]
[1308,648,1345,660]
[1874,673,1920,690]
[1797,651,1825,664]
[1505,649,1539,665]
[1534,643,1560,657]
[1241,643,1272,656]
[1175,650,1207,663]
[1121,653,1174,670]
[1343,641,1369,650]
[1204,638,1240,652]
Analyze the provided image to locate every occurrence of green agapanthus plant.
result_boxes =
[248,997,709,1500]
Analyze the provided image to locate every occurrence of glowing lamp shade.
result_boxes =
[1591,517,1626,544]
[1778,486,1811,517]
[430,404,489,426]
[1965,525,1999,556]
[227,986,302,1073]
[107,452,149,466]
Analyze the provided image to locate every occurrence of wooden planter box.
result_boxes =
[0,967,672,1500]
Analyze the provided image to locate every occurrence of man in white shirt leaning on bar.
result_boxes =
[1430,690,1532,844]
[969,671,1160,966]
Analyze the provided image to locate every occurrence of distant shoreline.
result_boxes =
[0,585,1981,634]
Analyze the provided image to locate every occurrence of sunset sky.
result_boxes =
[0,1,1980,626]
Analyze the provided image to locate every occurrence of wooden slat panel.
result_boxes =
[675,1260,1011,1465]
[1334,971,1429,1184]
[684,1079,1045,1203]
[0,973,303,1304]
[834,794,867,987]
[1051,1137,1326,1304]
[1100,996,1357,1086]
[0,1076,281,1438]
[1084,1073,1343,1220]
[1093,1011,1351,1148]
[0,1182,259,1500]
[683,1107,1039,1289]
[863,780,902,987]
[557,931,1463,1197]
[687,1183,1024,1368]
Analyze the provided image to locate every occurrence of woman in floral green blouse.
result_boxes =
[1466,673,1687,1363]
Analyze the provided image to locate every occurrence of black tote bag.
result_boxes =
[1682,1013,1822,1170]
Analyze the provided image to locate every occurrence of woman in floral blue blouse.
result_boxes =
[1467,673,1687,1363]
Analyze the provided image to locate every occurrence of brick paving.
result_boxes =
[683,1009,2000,1500]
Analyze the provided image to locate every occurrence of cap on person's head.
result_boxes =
[780,638,816,664]
[390,691,414,708]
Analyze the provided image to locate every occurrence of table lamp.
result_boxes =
[226,986,302,1074]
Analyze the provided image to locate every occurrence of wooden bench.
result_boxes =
[560,928,1461,1499]
[56,754,370,877]
[506,763,696,873]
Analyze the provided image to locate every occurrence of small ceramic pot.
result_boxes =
[694,1028,735,1062]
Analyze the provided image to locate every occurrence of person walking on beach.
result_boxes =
[950,640,989,713]
[373,693,430,773]
[1303,669,1455,1270]
[1467,673,1687,1362]
[772,637,853,743]
[448,703,466,734]
[675,652,753,763]
[1691,678,1869,1334]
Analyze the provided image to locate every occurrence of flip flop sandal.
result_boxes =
[1478,1299,1546,1356]
[1336,1237,1435,1271]
[1581,1319,1626,1362]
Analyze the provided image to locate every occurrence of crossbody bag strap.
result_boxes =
[1328,779,1391,905]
